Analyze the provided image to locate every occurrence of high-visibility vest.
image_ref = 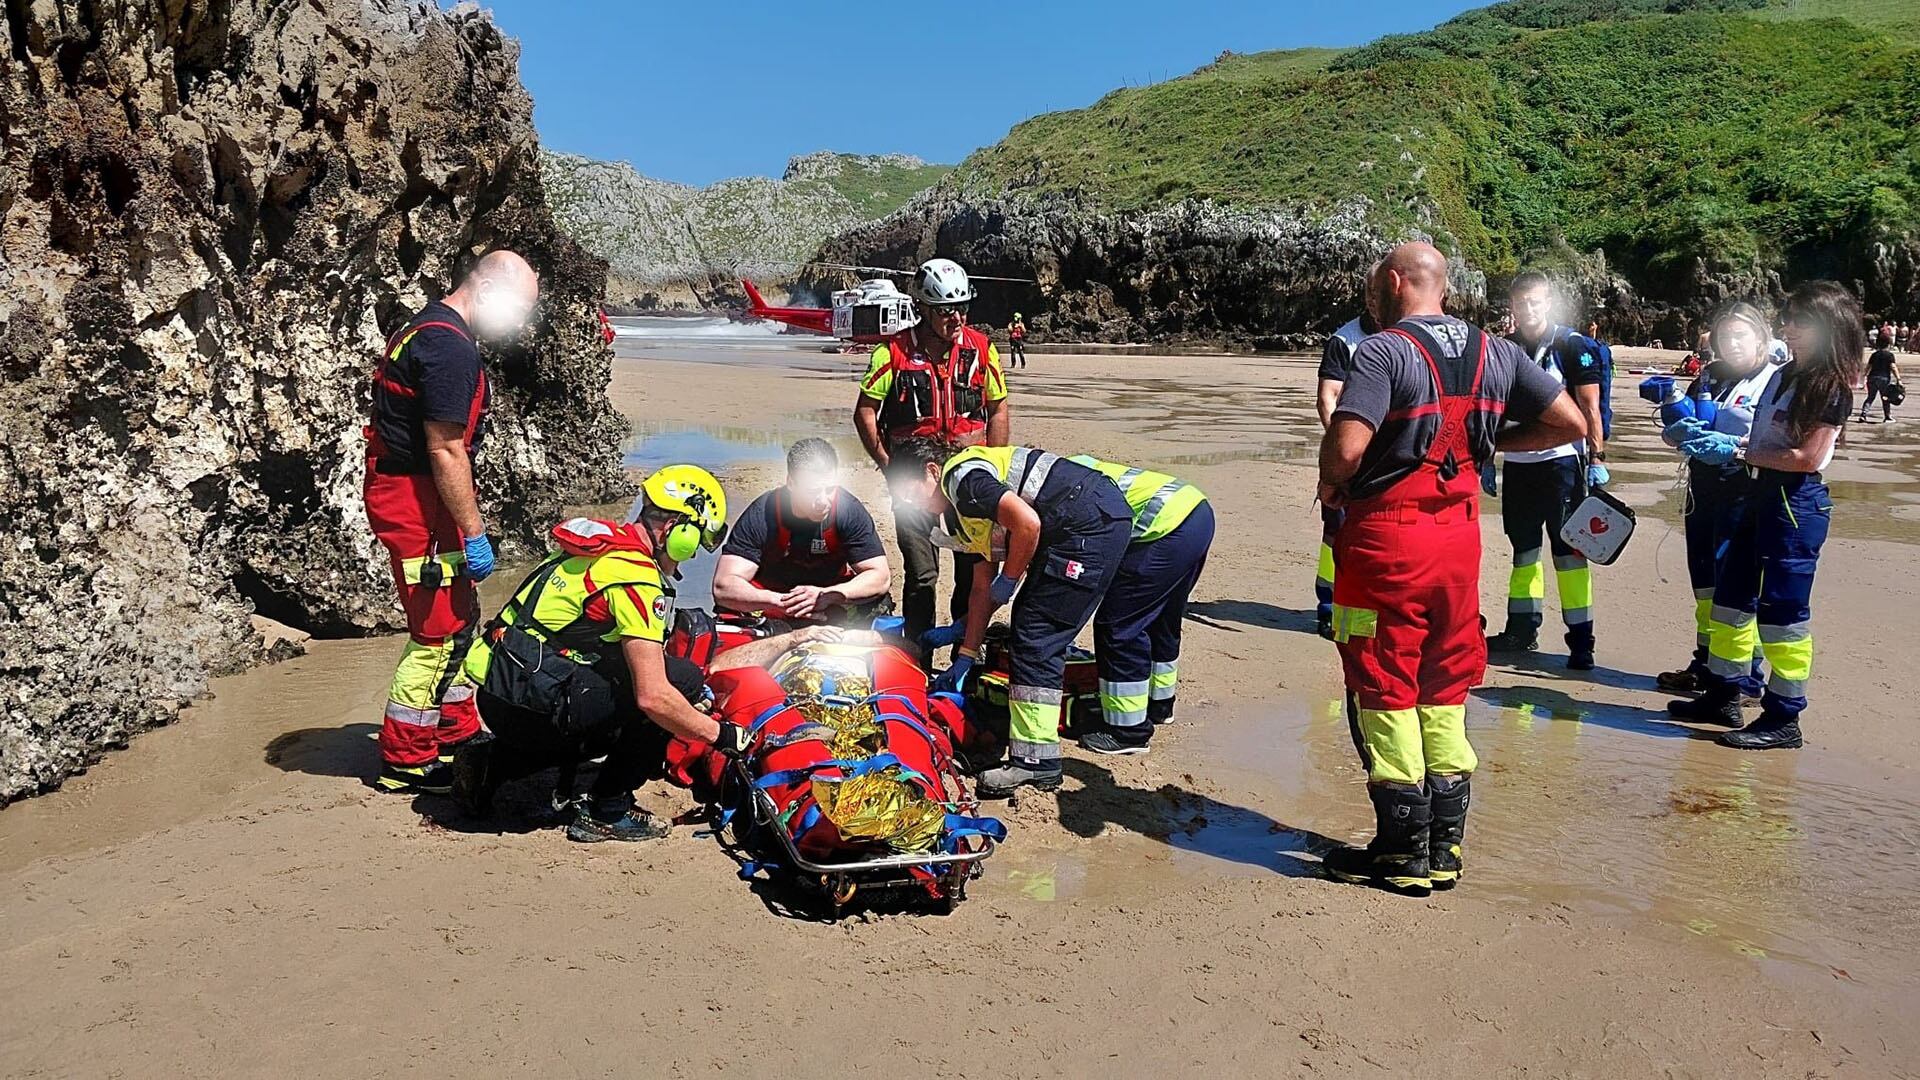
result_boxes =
[939,445,1081,556]
[1068,456,1206,543]
[866,326,999,443]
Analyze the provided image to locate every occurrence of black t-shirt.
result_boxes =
[722,488,884,573]
[1317,317,1367,383]
[1868,349,1898,382]
[370,301,485,472]
[951,470,1009,520]
[1334,316,1565,500]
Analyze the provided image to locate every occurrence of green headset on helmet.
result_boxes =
[636,464,728,562]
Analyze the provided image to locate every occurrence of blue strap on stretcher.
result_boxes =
[940,812,1008,853]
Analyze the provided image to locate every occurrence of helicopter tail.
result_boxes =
[741,279,769,313]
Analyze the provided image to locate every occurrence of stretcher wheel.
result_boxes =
[830,875,858,905]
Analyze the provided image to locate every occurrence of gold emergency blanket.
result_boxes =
[766,645,947,854]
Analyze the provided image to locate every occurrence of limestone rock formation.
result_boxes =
[0,0,625,801]
[812,193,1485,349]
[544,150,950,310]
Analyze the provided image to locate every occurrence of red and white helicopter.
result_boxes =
[739,263,1032,346]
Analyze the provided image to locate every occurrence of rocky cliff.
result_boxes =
[0,0,625,801]
[811,194,1484,349]
[821,1,1918,345]
[543,150,950,310]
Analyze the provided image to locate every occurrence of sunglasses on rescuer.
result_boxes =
[929,304,970,319]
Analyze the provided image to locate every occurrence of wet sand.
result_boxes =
[3,338,1918,1077]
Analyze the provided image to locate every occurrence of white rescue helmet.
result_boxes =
[912,258,976,307]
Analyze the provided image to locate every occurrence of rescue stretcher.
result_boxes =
[669,636,1005,918]
[717,754,996,916]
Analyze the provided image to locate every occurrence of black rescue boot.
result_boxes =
[1324,784,1432,897]
[1485,625,1539,654]
[1565,627,1596,671]
[1668,686,1743,727]
[374,762,453,795]
[449,731,498,817]
[1656,664,1711,695]
[1427,774,1470,890]
[1718,713,1804,750]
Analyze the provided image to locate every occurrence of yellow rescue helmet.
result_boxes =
[639,464,728,560]
[1013,312,1023,320]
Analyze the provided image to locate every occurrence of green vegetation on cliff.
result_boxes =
[953,0,1920,292]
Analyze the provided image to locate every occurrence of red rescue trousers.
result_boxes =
[1331,483,1486,786]
[364,464,482,767]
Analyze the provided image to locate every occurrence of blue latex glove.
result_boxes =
[919,624,964,650]
[1663,417,1708,444]
[932,655,975,695]
[1479,460,1498,497]
[462,534,495,581]
[988,573,1020,608]
[1587,462,1611,488]
[1681,431,1740,466]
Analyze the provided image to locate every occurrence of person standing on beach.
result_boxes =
[1859,332,1902,423]
[1486,271,1610,670]
[1313,312,1375,639]
[853,259,1010,649]
[1318,242,1584,895]
[1679,282,1862,750]
[1007,312,1029,369]
[364,251,539,794]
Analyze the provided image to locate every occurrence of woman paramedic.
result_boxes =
[1666,282,1863,749]
[1657,302,1780,703]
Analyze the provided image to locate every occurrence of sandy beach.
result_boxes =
[4,334,1917,1078]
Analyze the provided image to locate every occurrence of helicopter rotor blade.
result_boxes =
[807,262,1035,284]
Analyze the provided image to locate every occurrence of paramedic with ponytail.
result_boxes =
[1681,282,1862,749]
[1655,302,1782,701]
[455,466,749,842]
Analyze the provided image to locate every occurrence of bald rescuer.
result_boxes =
[364,251,539,794]
[1319,243,1585,895]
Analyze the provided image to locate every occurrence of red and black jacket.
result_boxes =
[869,326,998,444]
[366,308,489,475]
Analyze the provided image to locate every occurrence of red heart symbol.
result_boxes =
[1589,516,1610,535]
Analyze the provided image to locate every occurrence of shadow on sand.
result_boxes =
[1056,757,1339,878]
[1185,599,1320,637]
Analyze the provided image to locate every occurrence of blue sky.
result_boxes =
[475,0,1481,186]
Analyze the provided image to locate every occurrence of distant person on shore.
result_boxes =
[1682,282,1862,750]
[1007,313,1029,369]
[1657,302,1781,701]
[1859,332,1903,423]
[1584,318,1617,440]
[1487,271,1610,670]
[1317,242,1584,895]
[1907,323,1920,354]
[711,438,892,624]
[1313,312,1377,639]
[853,258,1010,651]
[363,250,538,795]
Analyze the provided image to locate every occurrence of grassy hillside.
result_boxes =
[953,0,1920,291]
[814,156,954,218]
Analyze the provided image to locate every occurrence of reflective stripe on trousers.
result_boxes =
[1009,685,1065,760]
[1352,704,1479,786]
